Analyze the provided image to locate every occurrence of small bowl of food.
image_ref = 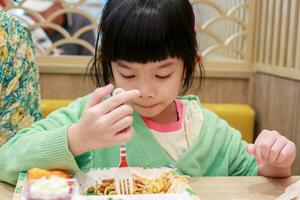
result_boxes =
[24,168,76,200]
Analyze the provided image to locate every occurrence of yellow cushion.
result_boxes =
[203,104,255,143]
[41,100,255,143]
[41,99,72,118]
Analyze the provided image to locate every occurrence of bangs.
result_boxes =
[100,0,196,63]
[90,0,203,92]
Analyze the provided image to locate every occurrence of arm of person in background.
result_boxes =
[0,10,41,147]
[0,96,88,185]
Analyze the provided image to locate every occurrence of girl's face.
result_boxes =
[111,57,184,121]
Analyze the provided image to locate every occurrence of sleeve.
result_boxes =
[227,132,258,176]
[202,108,258,176]
[0,96,89,185]
[0,14,41,147]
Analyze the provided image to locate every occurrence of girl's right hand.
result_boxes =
[68,84,140,156]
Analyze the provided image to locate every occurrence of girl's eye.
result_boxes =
[156,74,171,79]
[121,74,135,79]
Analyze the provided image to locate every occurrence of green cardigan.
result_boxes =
[0,95,257,185]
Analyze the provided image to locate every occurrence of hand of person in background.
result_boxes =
[68,84,140,156]
[247,130,296,177]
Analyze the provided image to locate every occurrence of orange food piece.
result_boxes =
[28,168,52,180]
[50,169,72,179]
[28,168,71,181]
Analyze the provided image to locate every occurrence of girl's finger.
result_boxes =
[86,84,114,108]
[246,143,255,155]
[112,88,125,96]
[98,89,140,114]
[112,126,134,144]
[260,134,277,161]
[269,136,287,163]
[111,115,134,134]
[276,141,296,163]
[254,141,264,165]
[104,104,133,124]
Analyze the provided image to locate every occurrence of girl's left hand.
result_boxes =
[247,130,296,168]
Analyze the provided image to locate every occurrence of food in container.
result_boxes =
[75,167,199,199]
[24,168,74,200]
[85,169,177,195]
[16,168,200,200]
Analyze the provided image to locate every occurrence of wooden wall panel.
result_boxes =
[254,75,296,134]
[292,84,300,174]
[40,74,95,99]
[254,0,300,80]
[191,78,250,103]
[252,74,271,133]
[253,73,300,175]
[40,74,250,104]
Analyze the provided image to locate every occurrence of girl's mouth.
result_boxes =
[135,103,159,109]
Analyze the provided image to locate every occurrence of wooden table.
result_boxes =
[189,176,300,200]
[0,181,14,200]
[0,176,299,200]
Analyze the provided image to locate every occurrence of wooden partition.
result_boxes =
[253,73,300,175]
[253,0,300,80]
[38,57,253,103]
[253,0,300,174]
[40,73,253,103]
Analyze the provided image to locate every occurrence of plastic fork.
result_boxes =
[112,88,134,195]
[115,144,134,195]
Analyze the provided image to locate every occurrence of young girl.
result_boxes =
[0,0,296,185]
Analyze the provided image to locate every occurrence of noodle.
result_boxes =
[86,170,185,195]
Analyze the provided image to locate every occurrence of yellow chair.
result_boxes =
[41,100,255,143]
[203,104,255,143]
[41,99,72,118]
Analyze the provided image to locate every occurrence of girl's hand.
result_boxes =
[247,130,296,177]
[68,84,140,156]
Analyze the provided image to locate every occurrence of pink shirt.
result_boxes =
[142,99,183,132]
[141,99,204,161]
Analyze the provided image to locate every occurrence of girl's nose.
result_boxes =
[138,84,155,99]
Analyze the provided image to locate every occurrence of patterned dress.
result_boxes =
[0,10,41,147]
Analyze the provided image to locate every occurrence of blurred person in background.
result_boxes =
[0,10,41,147]
[23,0,96,56]
[0,0,55,54]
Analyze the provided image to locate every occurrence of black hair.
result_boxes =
[89,0,204,94]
